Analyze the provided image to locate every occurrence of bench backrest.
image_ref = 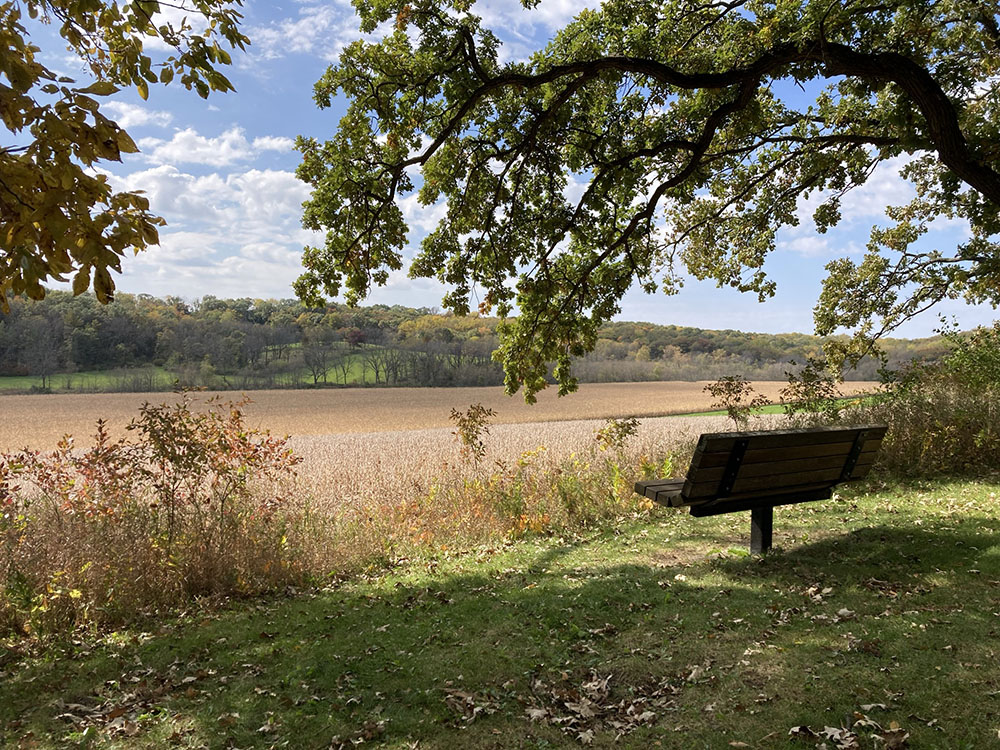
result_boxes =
[682,424,887,504]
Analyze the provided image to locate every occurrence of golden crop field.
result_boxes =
[0,381,876,451]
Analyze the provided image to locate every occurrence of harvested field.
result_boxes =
[289,413,781,510]
[0,380,875,451]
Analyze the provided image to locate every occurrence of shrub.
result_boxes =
[450,403,497,464]
[840,323,1000,476]
[595,417,640,453]
[779,357,845,425]
[0,394,301,636]
[704,376,770,429]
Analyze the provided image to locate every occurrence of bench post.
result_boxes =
[750,506,773,554]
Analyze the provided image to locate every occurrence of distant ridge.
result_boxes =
[0,291,950,393]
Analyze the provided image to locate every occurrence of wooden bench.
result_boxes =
[635,424,887,554]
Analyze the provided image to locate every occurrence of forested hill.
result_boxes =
[0,292,948,392]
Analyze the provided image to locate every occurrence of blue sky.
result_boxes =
[42,0,998,336]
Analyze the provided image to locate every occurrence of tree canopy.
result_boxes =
[295,0,1000,400]
[0,0,247,310]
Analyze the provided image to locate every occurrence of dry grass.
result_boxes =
[288,413,756,511]
[1,381,875,635]
[0,381,875,450]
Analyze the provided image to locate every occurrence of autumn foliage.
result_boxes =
[0,394,301,635]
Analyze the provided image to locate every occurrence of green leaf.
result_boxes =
[72,268,91,295]
[78,81,118,96]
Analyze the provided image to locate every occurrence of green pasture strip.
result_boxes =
[680,403,789,417]
[680,395,875,418]
[0,367,175,393]
[2,478,999,749]
[295,353,374,387]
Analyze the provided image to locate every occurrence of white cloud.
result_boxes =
[249,2,367,63]
[476,0,595,34]
[838,156,915,223]
[252,135,295,151]
[777,235,832,257]
[115,166,311,231]
[138,127,293,167]
[103,101,174,129]
[789,155,916,230]
[399,193,447,234]
[247,0,594,67]
[142,6,215,52]
[107,163,320,299]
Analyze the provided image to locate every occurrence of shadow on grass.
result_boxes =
[2,517,999,749]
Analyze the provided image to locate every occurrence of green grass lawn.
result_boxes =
[2,477,999,749]
[0,367,175,393]
[0,353,381,392]
[681,396,873,419]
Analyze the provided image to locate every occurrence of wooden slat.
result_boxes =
[689,438,884,469]
[685,463,869,499]
[685,450,876,485]
[634,478,684,507]
[634,424,887,515]
[681,481,837,506]
[694,425,887,454]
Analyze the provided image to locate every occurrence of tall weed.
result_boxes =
[0,394,301,636]
[2,401,689,639]
[840,323,1000,476]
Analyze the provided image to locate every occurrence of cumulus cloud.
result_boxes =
[247,0,595,67]
[475,0,595,35]
[138,127,293,167]
[103,101,174,129]
[788,155,916,232]
[837,156,916,223]
[252,135,295,151]
[248,2,368,63]
[107,163,321,298]
[399,193,448,234]
[777,235,833,257]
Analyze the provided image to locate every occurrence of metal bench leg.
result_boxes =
[750,506,773,554]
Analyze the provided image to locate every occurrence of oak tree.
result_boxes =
[1,0,247,309]
[295,0,1000,399]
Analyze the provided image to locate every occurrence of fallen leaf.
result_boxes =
[525,707,549,722]
[104,706,128,721]
[880,727,910,749]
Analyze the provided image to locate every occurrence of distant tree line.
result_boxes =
[0,291,950,392]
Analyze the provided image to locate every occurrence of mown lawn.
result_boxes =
[2,478,998,749]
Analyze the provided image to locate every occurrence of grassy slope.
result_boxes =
[2,478,999,749]
[0,354,379,392]
[0,367,175,392]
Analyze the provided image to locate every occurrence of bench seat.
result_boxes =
[635,424,887,552]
